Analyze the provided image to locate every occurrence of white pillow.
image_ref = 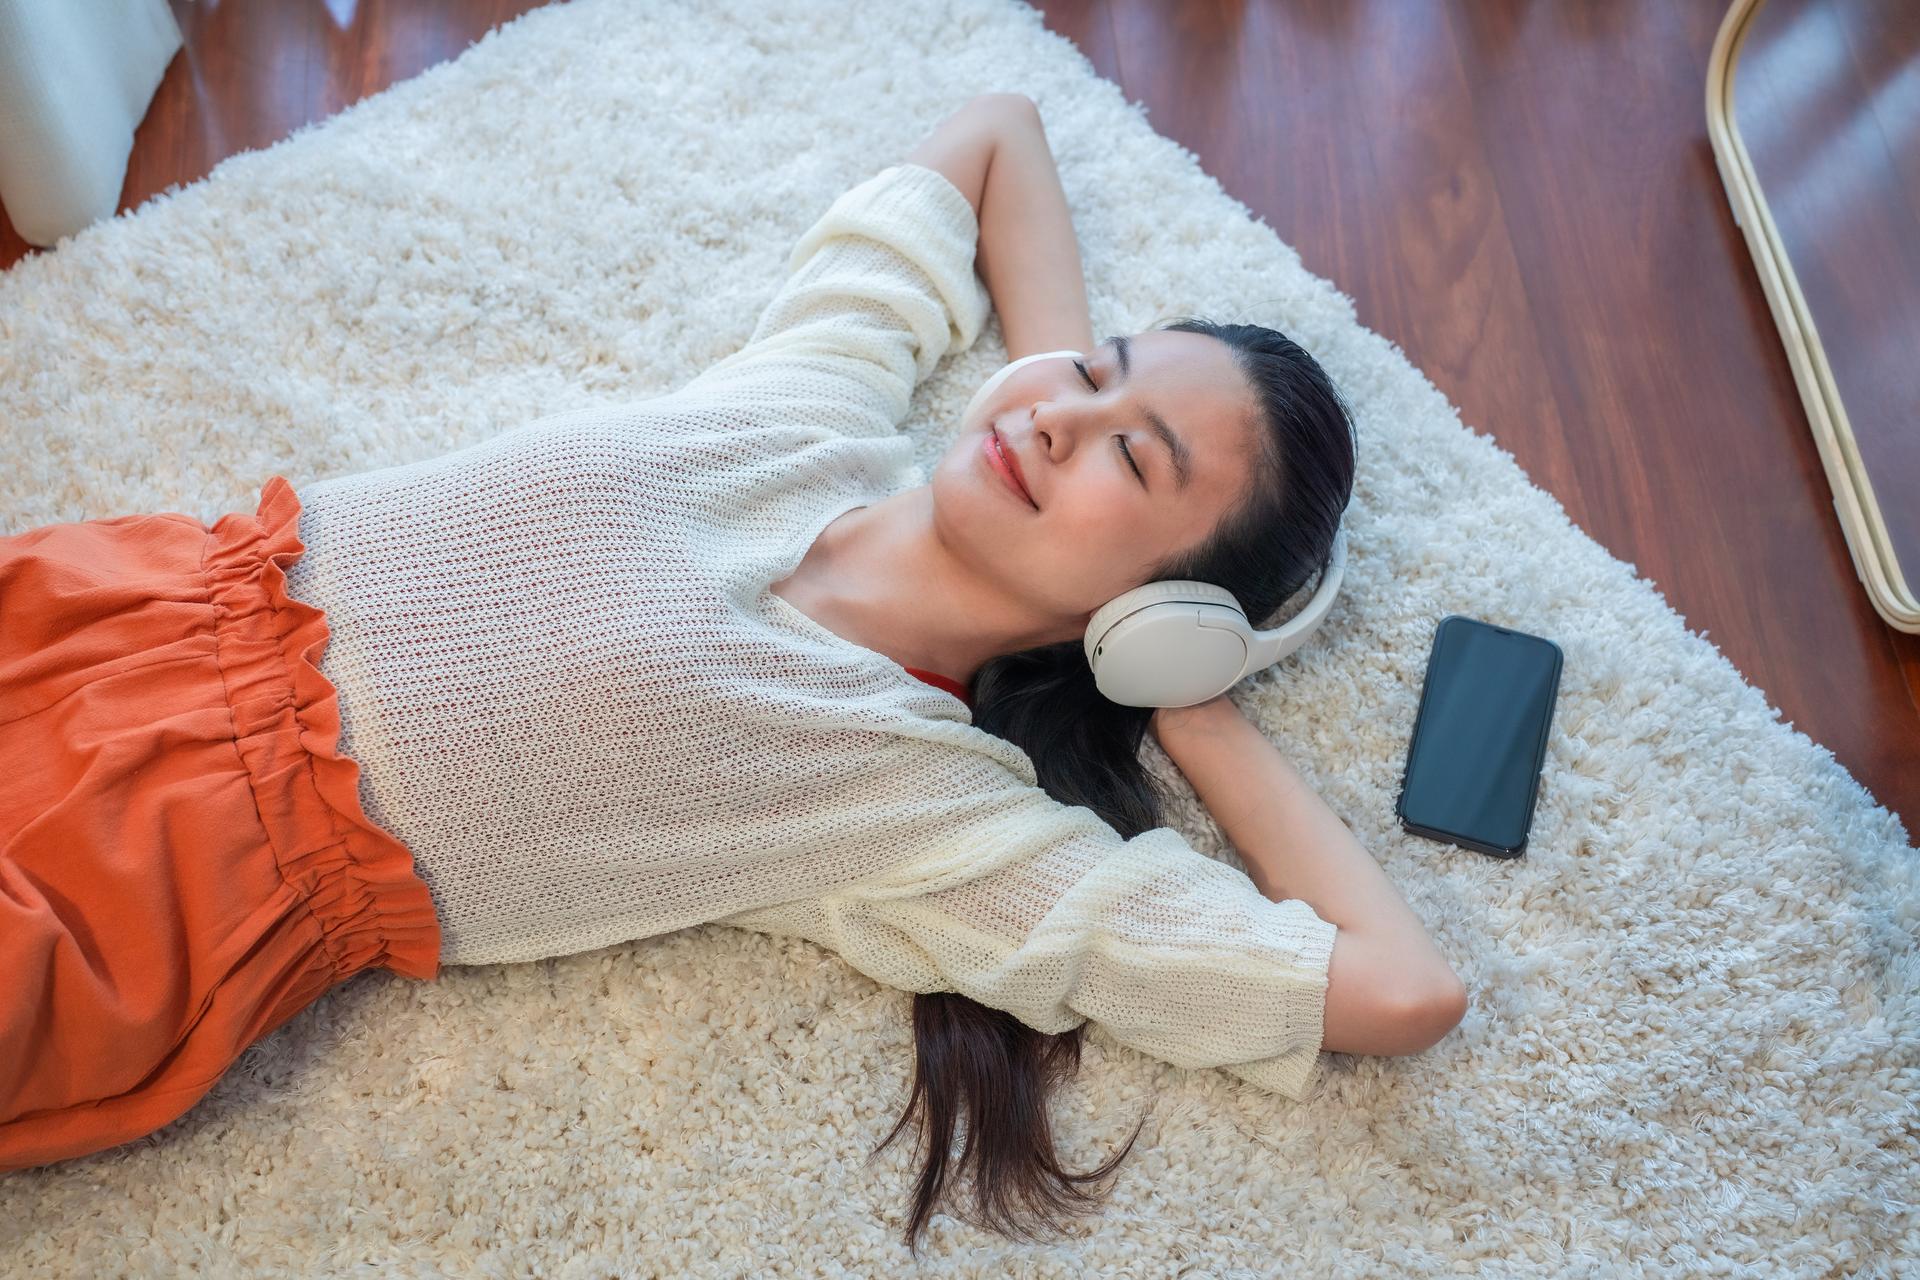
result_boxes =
[0,0,183,248]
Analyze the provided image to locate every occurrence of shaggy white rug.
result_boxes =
[2,0,1914,1274]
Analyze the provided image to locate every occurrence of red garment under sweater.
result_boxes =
[902,666,971,707]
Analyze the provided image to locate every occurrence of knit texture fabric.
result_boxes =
[281,161,1338,1098]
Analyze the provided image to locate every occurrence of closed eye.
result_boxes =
[1075,359,1145,487]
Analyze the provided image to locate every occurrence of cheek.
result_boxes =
[962,366,1030,431]
[1050,479,1154,564]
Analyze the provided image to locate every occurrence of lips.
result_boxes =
[987,428,1036,508]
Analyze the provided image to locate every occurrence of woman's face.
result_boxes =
[932,329,1263,635]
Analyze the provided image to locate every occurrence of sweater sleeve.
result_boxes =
[682,162,994,438]
[713,781,1339,1101]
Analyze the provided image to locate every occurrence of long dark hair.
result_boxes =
[868,318,1360,1253]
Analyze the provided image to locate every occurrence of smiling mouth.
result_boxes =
[987,428,1036,508]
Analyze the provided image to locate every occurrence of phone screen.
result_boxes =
[1397,615,1563,857]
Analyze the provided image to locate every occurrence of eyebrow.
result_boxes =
[1105,333,1193,492]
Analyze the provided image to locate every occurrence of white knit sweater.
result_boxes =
[283,162,1338,1098]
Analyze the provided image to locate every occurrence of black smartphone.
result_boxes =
[1395,615,1563,859]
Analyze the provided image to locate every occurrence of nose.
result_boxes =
[1031,396,1091,459]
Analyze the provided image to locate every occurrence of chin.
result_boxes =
[930,446,1024,553]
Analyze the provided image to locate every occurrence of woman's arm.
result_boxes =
[1150,696,1469,1058]
[907,94,1097,361]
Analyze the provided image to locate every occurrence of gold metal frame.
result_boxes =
[1705,0,1919,632]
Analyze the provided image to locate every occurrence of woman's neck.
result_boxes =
[769,488,1075,685]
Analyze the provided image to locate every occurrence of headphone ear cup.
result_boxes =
[1084,580,1252,708]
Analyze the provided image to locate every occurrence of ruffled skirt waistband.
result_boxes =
[202,474,443,981]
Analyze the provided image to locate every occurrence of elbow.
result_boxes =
[1321,933,1469,1057]
[971,92,1044,131]
[1391,970,1468,1055]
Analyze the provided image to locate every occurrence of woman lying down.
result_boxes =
[0,93,1465,1251]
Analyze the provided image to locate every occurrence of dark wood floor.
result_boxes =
[3,0,1915,831]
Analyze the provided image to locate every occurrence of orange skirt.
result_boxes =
[0,475,442,1174]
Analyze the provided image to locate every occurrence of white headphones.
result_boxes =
[962,349,1349,709]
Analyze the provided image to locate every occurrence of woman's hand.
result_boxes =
[1147,692,1246,751]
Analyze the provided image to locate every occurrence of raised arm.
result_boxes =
[1151,696,1470,1057]
[907,94,1097,361]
